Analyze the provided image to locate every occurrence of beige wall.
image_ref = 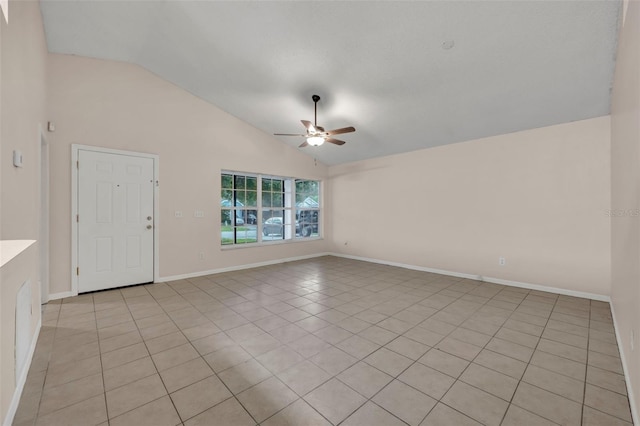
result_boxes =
[611,0,640,421]
[328,116,611,297]
[47,54,329,295]
[0,1,47,422]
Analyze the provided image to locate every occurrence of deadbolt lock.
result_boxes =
[147,216,152,221]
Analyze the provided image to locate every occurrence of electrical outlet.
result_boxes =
[499,257,506,266]
[175,211,183,218]
[194,210,205,218]
[199,252,205,260]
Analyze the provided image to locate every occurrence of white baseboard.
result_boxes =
[482,276,610,302]
[332,253,483,280]
[47,291,74,301]
[610,304,638,426]
[329,253,611,302]
[157,252,332,283]
[3,318,41,426]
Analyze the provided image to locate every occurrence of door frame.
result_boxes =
[71,144,160,296]
[39,125,50,303]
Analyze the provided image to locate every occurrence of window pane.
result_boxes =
[246,190,257,207]
[262,210,284,241]
[221,189,232,204]
[262,192,272,207]
[262,209,275,221]
[246,177,257,191]
[235,225,257,244]
[262,178,272,192]
[222,174,233,189]
[234,175,245,189]
[297,209,319,238]
[296,179,317,195]
[234,190,246,205]
[221,210,233,245]
[221,209,232,226]
[247,210,257,225]
[273,192,283,207]
[272,179,282,192]
[295,180,320,210]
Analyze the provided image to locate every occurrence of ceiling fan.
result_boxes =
[275,95,356,148]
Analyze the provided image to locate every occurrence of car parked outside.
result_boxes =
[263,217,284,236]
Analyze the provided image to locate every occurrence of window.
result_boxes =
[295,179,320,238]
[221,172,320,246]
[261,177,294,241]
[221,173,258,245]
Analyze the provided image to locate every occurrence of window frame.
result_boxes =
[220,171,322,248]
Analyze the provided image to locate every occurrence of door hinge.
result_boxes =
[76,267,79,276]
[76,214,79,222]
[76,160,79,169]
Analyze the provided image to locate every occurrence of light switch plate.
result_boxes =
[13,150,23,167]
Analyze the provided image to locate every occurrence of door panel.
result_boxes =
[78,150,154,293]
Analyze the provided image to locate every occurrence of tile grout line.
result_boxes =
[498,290,561,426]
[144,283,260,426]
[581,299,593,426]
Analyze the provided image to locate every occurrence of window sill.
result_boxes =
[221,236,323,251]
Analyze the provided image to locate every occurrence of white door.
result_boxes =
[78,149,155,293]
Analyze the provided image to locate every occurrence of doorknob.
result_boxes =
[146,225,153,230]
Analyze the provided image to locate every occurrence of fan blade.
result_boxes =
[325,138,346,146]
[299,141,309,148]
[326,126,355,136]
[301,120,316,133]
[274,133,305,137]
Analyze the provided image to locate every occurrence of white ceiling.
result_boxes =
[40,1,621,166]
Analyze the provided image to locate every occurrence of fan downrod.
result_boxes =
[311,95,320,126]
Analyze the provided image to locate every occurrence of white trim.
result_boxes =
[71,147,78,295]
[480,275,610,302]
[48,291,74,301]
[332,253,484,280]
[161,252,611,302]
[71,144,159,295]
[330,253,611,301]
[610,303,639,426]
[157,252,331,282]
[3,318,41,426]
[39,126,50,304]
[220,237,323,251]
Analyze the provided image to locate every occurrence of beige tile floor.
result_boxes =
[14,256,633,426]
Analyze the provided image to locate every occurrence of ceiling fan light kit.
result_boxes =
[307,136,325,146]
[274,94,356,148]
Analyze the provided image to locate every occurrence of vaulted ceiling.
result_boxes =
[40,1,621,165]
